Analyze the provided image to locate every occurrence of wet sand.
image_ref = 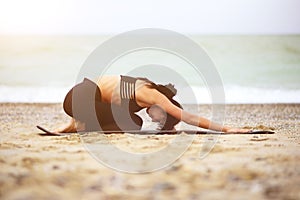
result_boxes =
[0,103,299,200]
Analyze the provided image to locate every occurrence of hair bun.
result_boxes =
[156,83,177,99]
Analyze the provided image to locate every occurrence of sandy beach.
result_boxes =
[0,103,299,200]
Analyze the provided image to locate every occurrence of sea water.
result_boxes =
[0,35,299,104]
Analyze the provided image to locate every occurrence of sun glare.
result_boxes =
[0,0,299,35]
[0,0,71,34]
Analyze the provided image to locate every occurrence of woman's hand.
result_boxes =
[225,128,252,133]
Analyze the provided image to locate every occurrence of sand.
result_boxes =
[0,103,299,200]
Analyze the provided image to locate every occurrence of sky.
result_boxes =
[0,0,299,35]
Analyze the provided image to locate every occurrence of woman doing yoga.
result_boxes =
[59,75,250,133]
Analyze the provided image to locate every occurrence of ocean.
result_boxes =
[0,35,299,104]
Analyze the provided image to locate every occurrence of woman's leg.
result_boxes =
[93,103,143,132]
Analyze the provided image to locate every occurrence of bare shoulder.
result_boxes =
[135,85,171,108]
[135,85,159,107]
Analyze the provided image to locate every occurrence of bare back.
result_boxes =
[96,75,151,107]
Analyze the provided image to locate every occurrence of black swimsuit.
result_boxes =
[120,75,143,112]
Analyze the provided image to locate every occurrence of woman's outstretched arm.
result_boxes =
[181,111,249,132]
[150,91,250,133]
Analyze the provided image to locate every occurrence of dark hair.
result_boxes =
[138,77,182,130]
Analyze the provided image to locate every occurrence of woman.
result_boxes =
[59,75,250,133]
